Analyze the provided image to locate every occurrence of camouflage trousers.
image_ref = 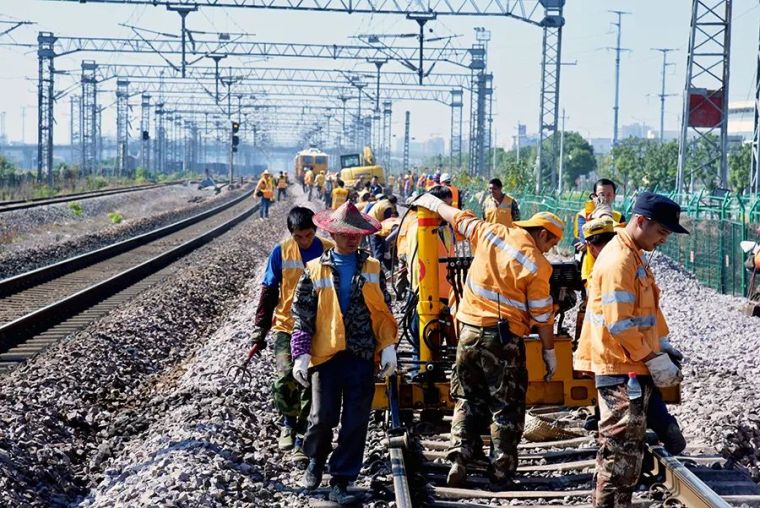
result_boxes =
[592,380,652,508]
[272,332,311,434]
[447,323,528,481]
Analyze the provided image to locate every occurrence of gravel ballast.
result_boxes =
[650,253,760,482]
[0,192,297,506]
[0,184,250,279]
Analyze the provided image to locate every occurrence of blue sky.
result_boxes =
[0,0,757,147]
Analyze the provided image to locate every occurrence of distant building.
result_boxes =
[728,100,755,140]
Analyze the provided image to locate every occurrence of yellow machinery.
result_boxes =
[372,205,679,412]
[339,146,385,188]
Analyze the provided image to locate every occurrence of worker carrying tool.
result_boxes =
[481,178,520,226]
[249,207,334,464]
[291,201,398,505]
[413,192,562,489]
[577,192,688,508]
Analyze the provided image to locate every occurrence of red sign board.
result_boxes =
[687,89,724,128]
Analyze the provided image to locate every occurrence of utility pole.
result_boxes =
[403,111,410,172]
[166,5,198,78]
[406,13,437,85]
[608,10,631,147]
[21,106,27,144]
[652,48,677,143]
[558,109,567,193]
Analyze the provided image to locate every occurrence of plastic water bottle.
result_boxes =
[628,372,642,400]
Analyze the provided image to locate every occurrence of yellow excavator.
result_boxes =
[339,146,385,188]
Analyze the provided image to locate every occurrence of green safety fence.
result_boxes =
[461,186,760,299]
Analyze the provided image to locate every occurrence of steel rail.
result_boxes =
[0,188,257,353]
[0,187,253,298]
[646,445,733,508]
[0,181,183,212]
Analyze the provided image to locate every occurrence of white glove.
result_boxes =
[292,354,311,387]
[645,353,683,388]
[542,348,557,381]
[659,338,684,362]
[379,346,397,377]
[414,193,443,213]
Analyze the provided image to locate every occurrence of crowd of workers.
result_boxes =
[247,166,687,507]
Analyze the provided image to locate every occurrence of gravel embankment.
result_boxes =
[0,192,298,506]
[0,184,250,279]
[650,253,760,482]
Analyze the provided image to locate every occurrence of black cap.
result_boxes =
[632,192,689,234]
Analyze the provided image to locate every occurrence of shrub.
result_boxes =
[68,201,84,217]
[107,211,123,224]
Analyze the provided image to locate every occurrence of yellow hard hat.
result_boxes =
[582,217,616,240]
[514,211,565,240]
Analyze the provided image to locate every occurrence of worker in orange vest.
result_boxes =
[440,173,461,209]
[256,170,275,218]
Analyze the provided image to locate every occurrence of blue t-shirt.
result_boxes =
[332,251,357,315]
[262,237,325,287]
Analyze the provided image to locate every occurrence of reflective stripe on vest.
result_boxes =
[362,272,380,284]
[587,312,656,335]
[465,277,527,312]
[601,290,636,305]
[282,259,304,270]
[483,230,538,274]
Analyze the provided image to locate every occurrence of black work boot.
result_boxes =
[329,480,359,505]
[661,422,687,455]
[446,456,467,487]
[301,459,324,490]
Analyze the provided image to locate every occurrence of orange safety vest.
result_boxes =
[257,176,274,199]
[331,187,349,209]
[452,211,554,335]
[304,170,314,185]
[272,236,334,334]
[277,176,288,189]
[483,194,515,227]
[305,253,397,367]
[574,228,669,376]
[448,185,461,209]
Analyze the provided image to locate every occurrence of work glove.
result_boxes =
[413,193,444,214]
[292,354,311,388]
[250,327,267,352]
[645,353,683,388]
[542,348,557,381]
[379,346,397,377]
[659,338,684,362]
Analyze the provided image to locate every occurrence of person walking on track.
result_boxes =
[249,207,334,464]
[291,202,398,505]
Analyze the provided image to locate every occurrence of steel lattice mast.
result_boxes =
[534,0,564,192]
[676,0,732,193]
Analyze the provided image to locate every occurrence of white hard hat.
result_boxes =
[440,173,451,183]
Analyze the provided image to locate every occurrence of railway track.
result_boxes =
[0,188,259,375]
[382,407,760,507]
[0,180,187,213]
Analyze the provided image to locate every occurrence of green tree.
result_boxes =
[641,140,678,190]
[610,137,648,191]
[558,131,597,189]
[728,142,752,194]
